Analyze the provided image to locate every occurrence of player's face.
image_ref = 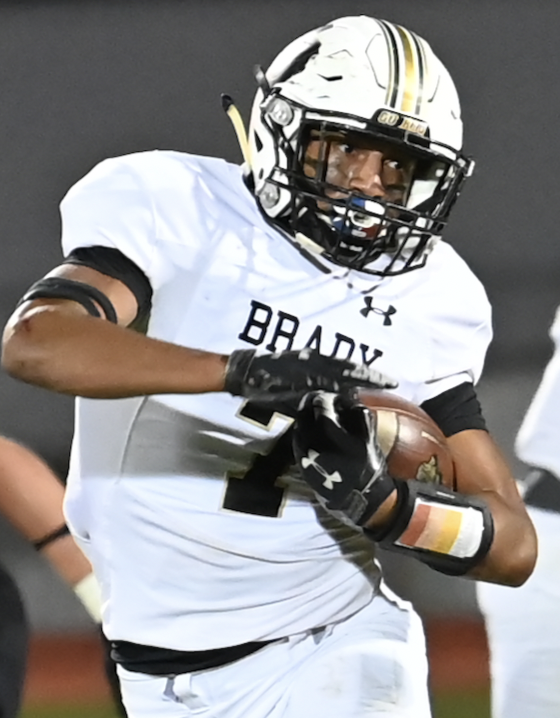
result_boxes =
[303,130,416,207]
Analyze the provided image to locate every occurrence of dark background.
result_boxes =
[0,1,556,626]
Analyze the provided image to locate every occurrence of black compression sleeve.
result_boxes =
[63,246,153,323]
[420,381,487,437]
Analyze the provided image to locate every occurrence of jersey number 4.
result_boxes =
[222,402,294,518]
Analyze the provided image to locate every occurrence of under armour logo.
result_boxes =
[301,450,343,490]
[360,297,396,326]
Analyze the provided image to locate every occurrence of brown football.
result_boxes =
[358,390,455,490]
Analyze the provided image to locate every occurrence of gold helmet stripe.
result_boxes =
[378,20,426,116]
[394,24,423,115]
[408,29,427,115]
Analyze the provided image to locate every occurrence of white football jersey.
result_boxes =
[515,306,560,477]
[60,150,492,650]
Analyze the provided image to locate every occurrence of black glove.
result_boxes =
[292,391,396,526]
[224,348,397,401]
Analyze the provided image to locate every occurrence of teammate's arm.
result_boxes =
[0,435,127,712]
[0,436,100,618]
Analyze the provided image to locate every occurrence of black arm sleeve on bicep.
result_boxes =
[62,246,153,326]
[420,381,487,437]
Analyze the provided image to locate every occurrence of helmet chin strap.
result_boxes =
[222,67,271,171]
[221,94,253,169]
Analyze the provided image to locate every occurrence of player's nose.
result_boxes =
[348,150,386,198]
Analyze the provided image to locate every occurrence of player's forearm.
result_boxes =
[2,306,228,398]
[465,492,537,586]
[446,430,537,586]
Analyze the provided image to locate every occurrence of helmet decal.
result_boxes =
[377,20,430,116]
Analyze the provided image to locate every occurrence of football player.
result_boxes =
[2,16,536,718]
[0,435,126,716]
[477,305,560,718]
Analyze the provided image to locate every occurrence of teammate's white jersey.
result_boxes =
[61,150,492,650]
[516,307,560,477]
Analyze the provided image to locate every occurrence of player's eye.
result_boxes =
[384,158,405,171]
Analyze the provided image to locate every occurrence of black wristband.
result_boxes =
[362,479,411,542]
[357,470,399,526]
[32,523,70,551]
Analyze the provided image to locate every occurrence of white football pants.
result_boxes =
[117,588,431,718]
[477,507,560,718]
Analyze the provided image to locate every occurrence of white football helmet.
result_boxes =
[246,16,474,276]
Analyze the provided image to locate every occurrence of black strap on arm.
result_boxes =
[63,246,152,325]
[17,277,118,323]
[32,523,70,551]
